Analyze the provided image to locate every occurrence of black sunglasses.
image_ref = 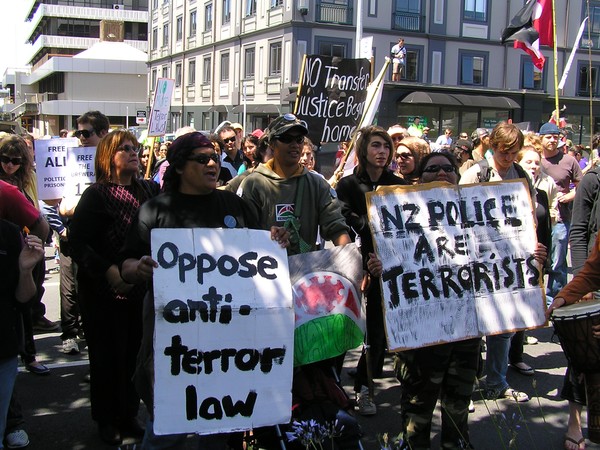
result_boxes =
[118,144,141,153]
[74,129,95,139]
[223,137,236,144]
[422,164,455,173]
[396,152,413,160]
[275,134,304,144]
[0,155,23,165]
[187,153,220,165]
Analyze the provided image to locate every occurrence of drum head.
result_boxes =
[551,299,600,320]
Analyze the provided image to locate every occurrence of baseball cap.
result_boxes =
[539,122,561,135]
[387,125,405,137]
[264,114,308,140]
[251,128,264,138]
[453,139,473,152]
[231,122,243,131]
[470,128,489,142]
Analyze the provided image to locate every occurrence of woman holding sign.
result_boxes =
[69,130,159,445]
[385,152,480,449]
[336,125,408,416]
[117,132,288,449]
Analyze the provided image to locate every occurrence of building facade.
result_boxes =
[148,0,600,144]
[1,0,149,136]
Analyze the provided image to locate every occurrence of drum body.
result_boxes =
[551,299,600,373]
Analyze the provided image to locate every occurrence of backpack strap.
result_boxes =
[476,159,492,183]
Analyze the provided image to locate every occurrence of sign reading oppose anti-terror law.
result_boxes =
[366,180,546,351]
[289,244,365,366]
[151,228,294,436]
[295,56,371,144]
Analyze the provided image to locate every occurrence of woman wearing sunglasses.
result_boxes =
[392,151,481,449]
[394,136,429,185]
[69,130,159,445]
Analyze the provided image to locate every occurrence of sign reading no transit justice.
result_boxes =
[148,78,175,137]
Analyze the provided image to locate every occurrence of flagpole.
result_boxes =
[558,18,588,90]
[552,0,560,123]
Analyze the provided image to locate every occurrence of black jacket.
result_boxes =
[570,168,600,274]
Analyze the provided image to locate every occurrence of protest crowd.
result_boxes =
[2,107,600,450]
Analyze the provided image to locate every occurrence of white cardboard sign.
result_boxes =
[34,138,79,199]
[148,78,175,137]
[367,180,546,351]
[151,228,294,435]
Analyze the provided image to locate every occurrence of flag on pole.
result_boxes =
[501,0,553,70]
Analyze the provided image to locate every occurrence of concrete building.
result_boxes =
[148,0,599,144]
[1,0,149,136]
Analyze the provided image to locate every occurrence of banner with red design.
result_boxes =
[289,244,365,366]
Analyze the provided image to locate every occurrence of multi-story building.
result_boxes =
[149,0,599,144]
[2,0,149,136]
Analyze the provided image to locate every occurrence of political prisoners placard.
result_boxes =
[289,244,365,366]
[35,139,96,200]
[295,56,371,144]
[151,228,294,436]
[366,180,546,351]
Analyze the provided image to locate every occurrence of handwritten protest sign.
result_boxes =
[289,244,364,366]
[295,56,370,144]
[63,146,96,198]
[151,228,294,435]
[148,78,175,137]
[35,138,79,199]
[367,180,546,351]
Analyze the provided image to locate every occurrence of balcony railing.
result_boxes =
[316,2,352,25]
[392,11,425,32]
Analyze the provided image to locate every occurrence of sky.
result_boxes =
[0,1,32,77]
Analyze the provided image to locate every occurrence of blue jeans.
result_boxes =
[485,333,514,392]
[547,221,570,297]
[141,418,231,450]
[0,357,18,449]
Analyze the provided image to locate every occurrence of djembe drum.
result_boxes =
[551,300,600,444]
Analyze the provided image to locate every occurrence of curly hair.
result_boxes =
[0,134,35,192]
[95,130,139,184]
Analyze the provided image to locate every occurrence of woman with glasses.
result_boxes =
[69,130,159,445]
[392,152,480,449]
[336,126,408,416]
[394,136,429,184]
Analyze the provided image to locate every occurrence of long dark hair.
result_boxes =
[355,126,394,175]
[0,135,35,193]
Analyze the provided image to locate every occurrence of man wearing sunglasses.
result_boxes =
[234,114,350,255]
[75,111,110,147]
[218,125,244,179]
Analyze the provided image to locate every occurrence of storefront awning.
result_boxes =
[401,91,520,109]
[207,105,228,113]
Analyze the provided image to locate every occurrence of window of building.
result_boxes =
[222,0,231,24]
[153,0,159,8]
[162,23,169,47]
[188,59,196,85]
[582,2,600,50]
[244,47,255,79]
[577,63,600,96]
[190,10,197,36]
[403,48,419,81]
[316,0,352,24]
[221,52,230,81]
[203,56,212,84]
[245,0,256,15]
[270,0,283,8]
[460,51,487,86]
[162,66,169,79]
[151,68,158,90]
[152,28,158,50]
[521,57,543,90]
[175,63,182,86]
[393,0,423,31]
[269,42,282,76]
[205,3,213,31]
[368,0,377,16]
[176,16,183,41]
[463,0,487,22]
[317,38,349,57]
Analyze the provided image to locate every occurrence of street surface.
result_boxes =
[14,250,600,449]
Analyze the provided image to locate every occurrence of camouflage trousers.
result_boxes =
[395,338,480,450]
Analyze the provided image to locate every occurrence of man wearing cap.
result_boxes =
[470,128,490,163]
[452,138,475,175]
[236,113,351,255]
[218,125,245,178]
[387,125,406,150]
[539,122,583,297]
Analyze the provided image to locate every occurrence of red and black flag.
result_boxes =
[501,0,553,70]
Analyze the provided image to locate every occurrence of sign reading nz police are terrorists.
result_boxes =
[151,228,294,436]
[295,55,371,144]
[366,180,547,351]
